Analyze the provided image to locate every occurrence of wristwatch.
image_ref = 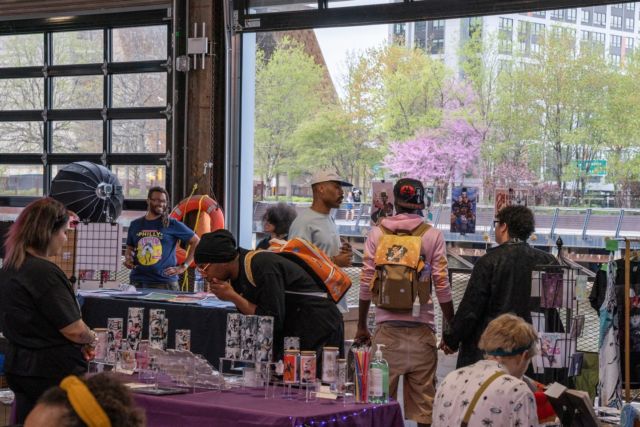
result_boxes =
[181,262,189,269]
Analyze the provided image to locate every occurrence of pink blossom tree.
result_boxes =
[383,116,484,200]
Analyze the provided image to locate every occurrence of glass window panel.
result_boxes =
[51,164,68,179]
[113,165,166,198]
[0,34,43,67]
[52,30,103,65]
[52,76,103,109]
[112,25,168,62]
[112,73,166,107]
[0,122,43,153]
[112,119,166,153]
[0,165,43,196]
[0,78,43,110]
[52,121,102,153]
[328,0,402,7]
[248,0,317,14]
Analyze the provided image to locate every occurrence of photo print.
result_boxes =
[106,317,123,363]
[370,181,394,225]
[541,272,564,308]
[149,309,167,350]
[284,336,300,351]
[175,329,191,351]
[495,188,529,214]
[240,315,258,361]
[225,313,242,359]
[126,307,144,351]
[450,186,477,234]
[255,316,274,362]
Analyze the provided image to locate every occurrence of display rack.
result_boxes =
[531,238,585,385]
[74,222,123,289]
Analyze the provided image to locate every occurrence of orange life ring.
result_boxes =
[170,195,224,267]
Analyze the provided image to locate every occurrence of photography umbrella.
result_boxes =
[50,161,124,222]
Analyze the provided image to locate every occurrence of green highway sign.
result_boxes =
[574,159,607,176]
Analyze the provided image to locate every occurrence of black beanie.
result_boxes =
[194,229,238,264]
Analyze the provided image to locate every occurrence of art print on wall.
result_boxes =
[495,188,529,214]
[450,186,477,234]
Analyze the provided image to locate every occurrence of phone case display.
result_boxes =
[321,347,339,384]
[300,351,317,384]
[256,317,274,362]
[240,315,257,361]
[107,318,123,363]
[284,336,300,351]
[283,350,299,384]
[126,307,144,351]
[225,313,242,359]
[149,309,168,350]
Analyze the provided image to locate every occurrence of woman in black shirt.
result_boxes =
[0,198,98,423]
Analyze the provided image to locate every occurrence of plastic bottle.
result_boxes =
[368,344,389,404]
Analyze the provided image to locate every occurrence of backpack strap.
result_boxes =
[243,250,261,287]
[460,371,505,427]
[411,222,431,237]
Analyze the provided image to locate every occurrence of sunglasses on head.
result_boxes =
[196,263,211,274]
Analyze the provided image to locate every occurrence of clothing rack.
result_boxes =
[620,237,640,403]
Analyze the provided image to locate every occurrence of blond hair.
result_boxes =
[478,313,538,359]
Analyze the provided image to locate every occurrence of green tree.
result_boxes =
[254,37,325,197]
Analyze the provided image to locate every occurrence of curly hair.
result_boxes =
[495,205,535,241]
[262,203,297,236]
[2,197,68,270]
[36,373,145,427]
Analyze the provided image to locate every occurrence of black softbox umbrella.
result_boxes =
[50,161,124,222]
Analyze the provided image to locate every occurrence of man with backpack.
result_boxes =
[355,178,455,427]
[194,229,343,364]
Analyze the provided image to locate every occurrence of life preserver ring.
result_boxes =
[170,195,224,267]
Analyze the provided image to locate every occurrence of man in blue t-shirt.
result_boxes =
[124,187,200,290]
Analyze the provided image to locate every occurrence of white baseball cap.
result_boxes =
[310,170,353,187]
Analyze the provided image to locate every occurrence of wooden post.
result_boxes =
[624,238,631,403]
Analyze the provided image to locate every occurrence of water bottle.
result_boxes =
[194,269,204,293]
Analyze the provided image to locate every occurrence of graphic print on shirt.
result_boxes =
[136,230,163,266]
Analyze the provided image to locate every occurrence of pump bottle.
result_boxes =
[368,344,389,404]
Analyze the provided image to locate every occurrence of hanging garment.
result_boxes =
[598,260,622,409]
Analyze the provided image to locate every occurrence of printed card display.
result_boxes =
[240,315,257,361]
[225,313,242,359]
[531,312,546,333]
[575,275,589,301]
[541,272,564,308]
[570,315,585,339]
[255,316,274,362]
[450,186,477,234]
[370,181,394,225]
[536,333,571,369]
[126,307,144,351]
[175,329,191,351]
[149,309,168,350]
[106,318,123,363]
[568,352,584,377]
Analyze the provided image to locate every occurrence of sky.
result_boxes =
[314,24,388,99]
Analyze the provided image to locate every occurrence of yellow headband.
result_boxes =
[59,376,112,427]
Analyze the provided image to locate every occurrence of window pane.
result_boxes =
[112,119,166,153]
[52,76,103,109]
[0,122,43,153]
[53,30,103,65]
[0,78,43,110]
[51,164,68,179]
[112,26,168,62]
[52,121,102,153]
[113,165,166,198]
[112,73,166,107]
[0,34,43,67]
[0,165,43,196]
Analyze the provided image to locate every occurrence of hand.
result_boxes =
[123,257,135,270]
[81,345,96,361]
[438,340,455,355]
[333,251,352,267]
[163,265,187,277]
[340,240,352,253]
[206,278,238,301]
[354,326,371,346]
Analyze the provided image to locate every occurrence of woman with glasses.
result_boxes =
[0,198,98,423]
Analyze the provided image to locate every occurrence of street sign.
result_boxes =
[573,159,607,176]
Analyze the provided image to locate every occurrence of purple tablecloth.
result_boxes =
[133,387,404,427]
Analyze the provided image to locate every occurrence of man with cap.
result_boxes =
[194,230,343,364]
[288,169,353,269]
[355,178,455,427]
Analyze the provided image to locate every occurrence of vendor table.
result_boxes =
[132,387,404,427]
[81,294,235,365]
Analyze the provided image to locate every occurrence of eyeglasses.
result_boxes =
[148,198,167,203]
[196,263,210,274]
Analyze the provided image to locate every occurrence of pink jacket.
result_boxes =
[360,213,452,330]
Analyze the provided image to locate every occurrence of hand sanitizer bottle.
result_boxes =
[368,344,389,404]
